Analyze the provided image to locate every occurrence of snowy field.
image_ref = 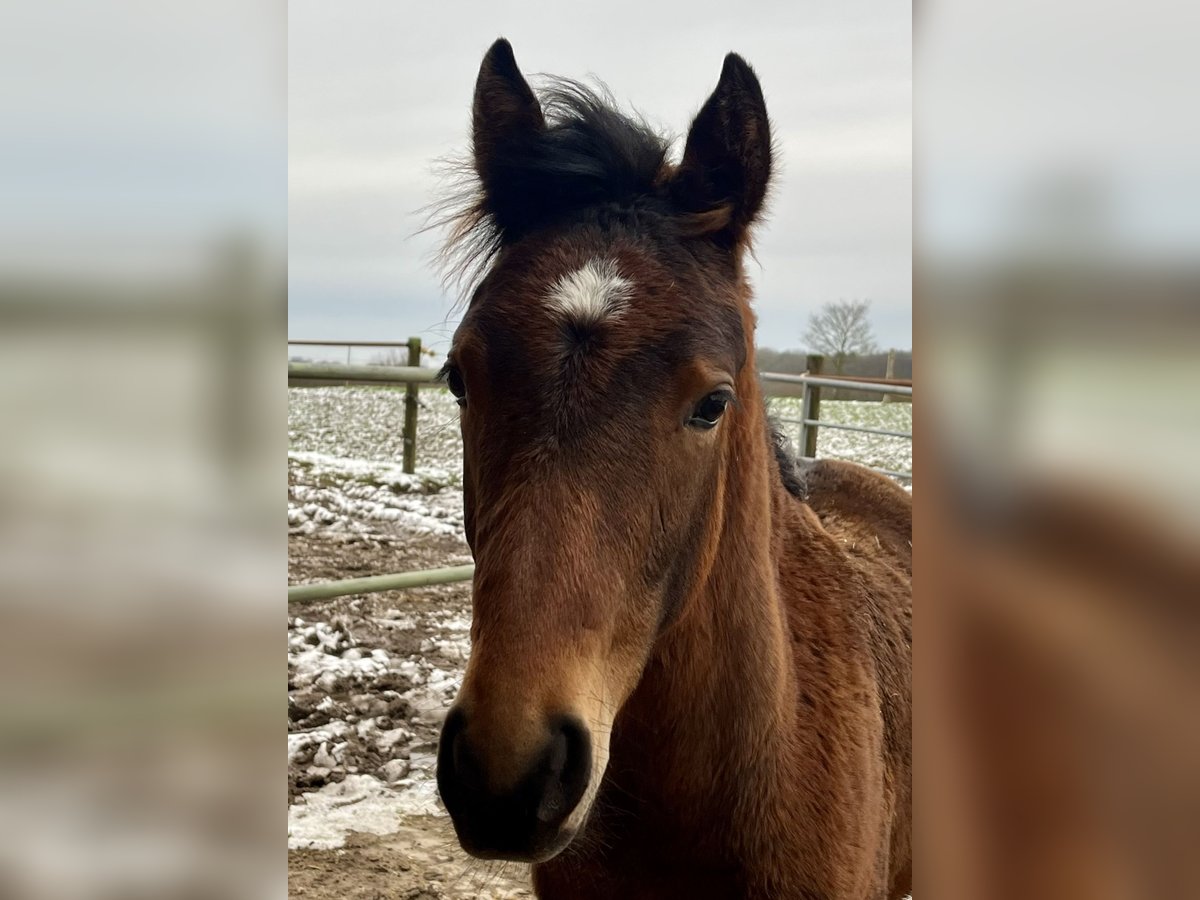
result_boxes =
[287,384,911,895]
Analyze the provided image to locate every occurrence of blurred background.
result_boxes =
[0,2,282,898]
[921,1,1200,897]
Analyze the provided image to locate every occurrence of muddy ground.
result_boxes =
[288,531,532,898]
[289,823,532,900]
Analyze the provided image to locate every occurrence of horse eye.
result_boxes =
[444,366,467,407]
[688,391,731,429]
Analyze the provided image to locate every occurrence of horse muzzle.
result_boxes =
[436,705,592,862]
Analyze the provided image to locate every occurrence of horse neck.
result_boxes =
[617,367,798,828]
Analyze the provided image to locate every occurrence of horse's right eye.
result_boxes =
[444,367,467,407]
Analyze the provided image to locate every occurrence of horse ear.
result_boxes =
[472,39,544,196]
[671,53,772,246]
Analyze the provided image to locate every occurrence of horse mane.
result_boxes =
[769,417,808,499]
[430,78,728,296]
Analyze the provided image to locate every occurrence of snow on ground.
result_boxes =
[287,385,912,850]
[288,453,463,540]
[288,387,466,544]
[287,609,470,849]
[288,385,464,473]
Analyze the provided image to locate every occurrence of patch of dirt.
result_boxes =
[289,531,471,588]
[289,819,533,899]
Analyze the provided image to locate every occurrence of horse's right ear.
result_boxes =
[472,39,545,205]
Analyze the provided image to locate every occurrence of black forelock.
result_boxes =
[432,79,673,296]
[487,80,671,237]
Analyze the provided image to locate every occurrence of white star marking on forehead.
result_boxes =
[545,259,632,327]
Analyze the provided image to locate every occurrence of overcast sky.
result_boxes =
[289,1,911,359]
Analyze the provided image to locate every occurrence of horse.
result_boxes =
[433,39,912,900]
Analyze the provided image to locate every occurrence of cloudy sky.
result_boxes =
[289,1,911,359]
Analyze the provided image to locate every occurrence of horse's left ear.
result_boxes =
[670,53,772,247]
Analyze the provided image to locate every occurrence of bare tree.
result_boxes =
[801,299,878,374]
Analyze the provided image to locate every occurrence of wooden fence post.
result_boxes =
[801,354,824,459]
[883,348,896,403]
[403,337,421,474]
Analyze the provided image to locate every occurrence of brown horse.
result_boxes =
[434,39,911,900]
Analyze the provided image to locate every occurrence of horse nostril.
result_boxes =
[439,706,485,793]
[453,735,486,792]
[536,716,591,825]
